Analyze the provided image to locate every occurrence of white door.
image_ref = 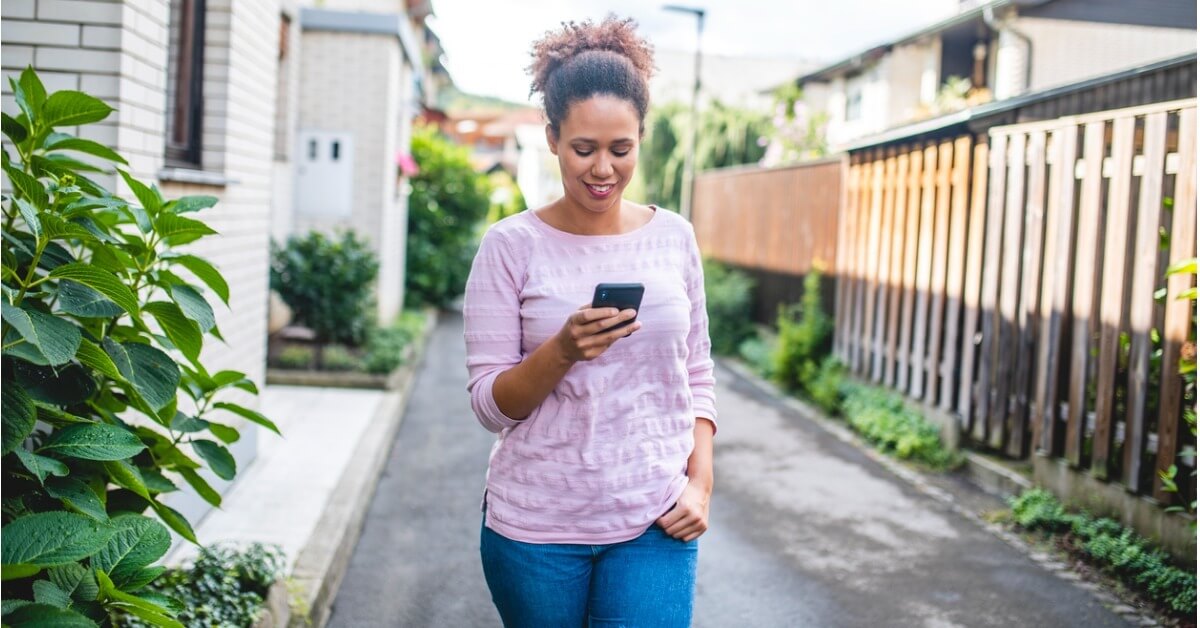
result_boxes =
[295,130,354,217]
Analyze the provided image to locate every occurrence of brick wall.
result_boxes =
[295,30,404,320]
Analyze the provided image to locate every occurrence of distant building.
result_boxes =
[790,0,1197,150]
[651,49,816,111]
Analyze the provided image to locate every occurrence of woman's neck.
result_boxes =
[541,197,629,236]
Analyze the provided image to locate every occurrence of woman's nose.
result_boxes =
[592,156,613,178]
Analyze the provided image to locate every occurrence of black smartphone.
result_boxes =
[592,283,645,331]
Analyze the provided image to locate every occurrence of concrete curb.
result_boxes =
[282,309,439,628]
[718,357,1166,628]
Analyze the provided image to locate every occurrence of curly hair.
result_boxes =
[528,16,655,136]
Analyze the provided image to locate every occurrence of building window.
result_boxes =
[165,0,206,166]
[845,81,863,122]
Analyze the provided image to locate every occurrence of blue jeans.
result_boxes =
[480,517,698,627]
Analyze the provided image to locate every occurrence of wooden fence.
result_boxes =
[834,99,1197,503]
[692,158,842,276]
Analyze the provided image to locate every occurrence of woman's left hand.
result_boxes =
[656,479,711,542]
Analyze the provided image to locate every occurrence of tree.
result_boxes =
[405,125,492,307]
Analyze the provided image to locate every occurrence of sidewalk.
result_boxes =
[162,385,387,570]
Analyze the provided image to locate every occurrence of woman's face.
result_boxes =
[547,95,641,215]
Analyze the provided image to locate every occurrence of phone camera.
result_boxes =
[600,291,608,300]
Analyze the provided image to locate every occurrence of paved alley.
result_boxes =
[328,313,1130,627]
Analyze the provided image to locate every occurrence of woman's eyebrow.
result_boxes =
[570,137,635,145]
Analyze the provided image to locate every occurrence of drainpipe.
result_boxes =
[983,3,1033,94]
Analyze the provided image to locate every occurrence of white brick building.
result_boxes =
[1,0,426,524]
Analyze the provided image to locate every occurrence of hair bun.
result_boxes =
[528,15,655,98]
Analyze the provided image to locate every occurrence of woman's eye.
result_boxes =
[574,149,593,156]
[612,150,630,157]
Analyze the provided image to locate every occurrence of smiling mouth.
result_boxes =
[585,183,615,196]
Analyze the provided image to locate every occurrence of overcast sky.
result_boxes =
[428,0,961,105]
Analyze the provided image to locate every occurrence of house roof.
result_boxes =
[839,52,1196,151]
[795,0,1053,84]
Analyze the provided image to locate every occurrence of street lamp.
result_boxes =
[663,4,704,222]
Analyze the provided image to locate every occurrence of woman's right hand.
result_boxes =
[555,304,641,363]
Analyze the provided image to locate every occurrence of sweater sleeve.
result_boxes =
[683,225,718,432]
[463,228,524,433]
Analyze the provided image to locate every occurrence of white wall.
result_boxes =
[1016,16,1197,93]
[295,30,404,321]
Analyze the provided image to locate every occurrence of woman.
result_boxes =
[463,16,717,627]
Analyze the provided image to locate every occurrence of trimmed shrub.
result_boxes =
[703,259,756,356]
[270,230,379,346]
[772,269,832,394]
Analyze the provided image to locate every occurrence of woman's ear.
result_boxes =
[545,123,558,156]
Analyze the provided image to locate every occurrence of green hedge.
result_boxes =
[702,259,755,356]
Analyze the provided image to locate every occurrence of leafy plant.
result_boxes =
[702,259,756,356]
[405,124,492,307]
[640,100,772,211]
[272,345,314,371]
[1,67,280,626]
[807,356,845,415]
[1157,255,1197,520]
[840,384,957,469]
[120,543,285,628]
[269,230,379,351]
[363,310,425,375]
[1009,489,1196,616]
[737,333,776,380]
[763,83,829,166]
[317,345,360,372]
[772,269,832,395]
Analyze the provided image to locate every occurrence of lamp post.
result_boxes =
[663,4,704,222]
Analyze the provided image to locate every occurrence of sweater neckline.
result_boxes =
[527,205,661,242]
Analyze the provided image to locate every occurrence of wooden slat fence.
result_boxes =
[691,158,842,277]
[834,99,1197,503]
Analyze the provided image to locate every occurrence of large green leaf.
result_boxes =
[13,361,97,406]
[144,301,202,362]
[48,263,138,315]
[15,198,41,238]
[57,280,124,318]
[74,338,122,380]
[45,477,108,522]
[40,423,146,461]
[4,167,49,210]
[1,512,114,567]
[191,440,235,481]
[43,133,128,165]
[2,564,40,581]
[2,381,36,455]
[95,569,184,628]
[41,91,114,128]
[2,111,29,144]
[117,169,162,214]
[153,213,217,246]
[148,500,195,544]
[167,195,218,214]
[163,254,229,304]
[18,67,48,121]
[47,563,99,604]
[206,422,240,445]
[31,579,70,608]
[212,402,280,435]
[177,467,221,508]
[103,459,149,500]
[167,284,215,332]
[139,468,178,494]
[1,303,82,366]
[103,339,179,410]
[13,449,69,484]
[92,515,169,584]
[119,565,166,591]
[3,603,95,627]
[39,214,99,241]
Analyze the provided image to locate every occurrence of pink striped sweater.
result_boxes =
[463,207,717,544]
